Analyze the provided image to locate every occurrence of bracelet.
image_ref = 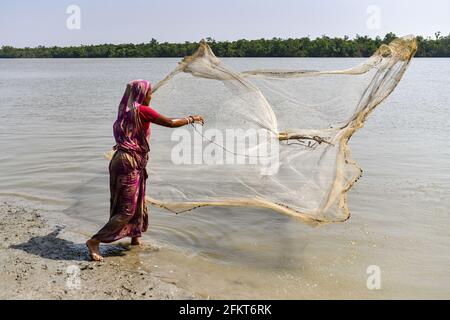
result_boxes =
[185,117,193,124]
[189,116,195,123]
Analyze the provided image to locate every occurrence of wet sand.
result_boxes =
[0,202,196,300]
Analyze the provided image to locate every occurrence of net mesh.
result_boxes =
[139,36,417,225]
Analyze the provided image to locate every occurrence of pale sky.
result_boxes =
[1,0,449,47]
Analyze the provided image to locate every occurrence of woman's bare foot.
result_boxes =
[86,238,103,261]
[131,237,142,246]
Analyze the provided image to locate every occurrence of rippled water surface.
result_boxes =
[1,58,449,298]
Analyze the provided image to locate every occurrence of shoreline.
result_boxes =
[0,201,197,300]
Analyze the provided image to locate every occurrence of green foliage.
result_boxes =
[1,33,448,58]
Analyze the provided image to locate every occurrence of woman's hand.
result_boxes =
[191,115,205,125]
[151,114,205,128]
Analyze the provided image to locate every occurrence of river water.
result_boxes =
[0,57,449,299]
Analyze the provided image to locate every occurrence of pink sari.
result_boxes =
[93,80,151,243]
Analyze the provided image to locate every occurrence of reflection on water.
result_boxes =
[0,58,449,298]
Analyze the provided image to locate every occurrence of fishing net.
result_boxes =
[140,36,416,225]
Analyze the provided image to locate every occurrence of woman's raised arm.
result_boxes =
[152,114,204,128]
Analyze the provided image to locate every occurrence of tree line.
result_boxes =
[1,33,448,58]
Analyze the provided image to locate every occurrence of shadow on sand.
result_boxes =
[10,226,130,261]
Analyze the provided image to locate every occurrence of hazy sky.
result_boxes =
[1,0,449,47]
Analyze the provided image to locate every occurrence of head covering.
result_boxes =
[113,80,152,154]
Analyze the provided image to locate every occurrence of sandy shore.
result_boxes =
[0,201,197,300]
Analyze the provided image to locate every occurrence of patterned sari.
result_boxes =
[93,80,151,243]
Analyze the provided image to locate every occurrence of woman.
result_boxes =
[86,80,204,261]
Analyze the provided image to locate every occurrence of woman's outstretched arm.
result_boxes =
[152,114,204,128]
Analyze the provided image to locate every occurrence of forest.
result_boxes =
[1,33,448,58]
